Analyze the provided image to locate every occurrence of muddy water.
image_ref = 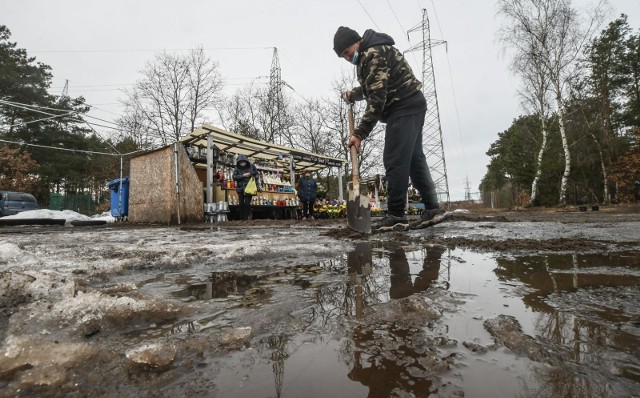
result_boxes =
[2,239,639,397]
[195,246,640,397]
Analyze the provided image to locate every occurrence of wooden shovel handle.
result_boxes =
[348,104,359,186]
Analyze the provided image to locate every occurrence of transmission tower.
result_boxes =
[406,9,451,207]
[267,47,286,145]
[61,79,69,98]
[464,176,471,202]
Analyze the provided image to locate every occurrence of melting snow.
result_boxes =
[2,209,115,223]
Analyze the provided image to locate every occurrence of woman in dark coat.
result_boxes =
[297,171,317,220]
[233,155,260,220]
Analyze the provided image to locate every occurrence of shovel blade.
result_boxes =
[347,185,371,234]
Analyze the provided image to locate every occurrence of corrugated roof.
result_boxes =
[180,124,346,172]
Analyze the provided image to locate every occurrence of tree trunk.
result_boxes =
[529,117,548,207]
[588,127,609,204]
[556,96,571,207]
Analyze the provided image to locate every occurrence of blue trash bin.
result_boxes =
[108,177,130,218]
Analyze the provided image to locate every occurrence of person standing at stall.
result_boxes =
[233,155,260,221]
[297,171,318,220]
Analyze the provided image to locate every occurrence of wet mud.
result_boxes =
[0,206,639,397]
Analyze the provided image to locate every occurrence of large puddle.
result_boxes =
[201,246,640,397]
[2,240,639,397]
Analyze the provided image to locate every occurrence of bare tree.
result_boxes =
[120,49,223,146]
[498,0,607,206]
[322,75,384,181]
[291,98,331,154]
[187,48,224,134]
[259,85,294,146]
[115,91,156,150]
[217,83,264,140]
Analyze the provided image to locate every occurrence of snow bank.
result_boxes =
[2,209,115,223]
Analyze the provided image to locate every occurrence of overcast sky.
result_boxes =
[2,0,639,200]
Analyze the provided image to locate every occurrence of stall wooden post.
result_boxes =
[206,135,214,203]
[173,143,181,225]
[338,166,344,201]
[289,156,296,188]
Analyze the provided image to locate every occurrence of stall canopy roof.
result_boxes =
[181,124,346,172]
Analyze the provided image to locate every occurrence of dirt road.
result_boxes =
[1,205,639,397]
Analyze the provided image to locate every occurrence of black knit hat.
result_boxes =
[333,26,361,57]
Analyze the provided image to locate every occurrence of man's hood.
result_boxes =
[236,154,249,166]
[360,29,395,52]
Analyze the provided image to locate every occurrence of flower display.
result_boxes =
[314,199,347,218]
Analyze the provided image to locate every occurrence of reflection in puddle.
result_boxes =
[172,272,258,300]
[210,247,640,397]
[388,244,448,299]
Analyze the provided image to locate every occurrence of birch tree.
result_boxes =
[497,0,607,206]
[509,39,553,206]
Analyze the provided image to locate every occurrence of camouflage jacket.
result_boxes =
[352,30,426,140]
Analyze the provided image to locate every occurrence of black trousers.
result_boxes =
[384,111,438,217]
[301,200,315,218]
[238,191,252,220]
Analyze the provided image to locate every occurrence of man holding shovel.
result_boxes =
[333,26,443,232]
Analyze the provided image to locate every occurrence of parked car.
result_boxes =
[0,191,38,216]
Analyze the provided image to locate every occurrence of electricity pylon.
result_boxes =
[464,176,471,202]
[406,9,451,208]
[61,79,69,98]
[267,47,287,145]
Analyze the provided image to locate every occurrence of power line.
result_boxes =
[1,111,76,130]
[430,0,446,40]
[86,104,123,116]
[73,119,124,131]
[0,137,129,157]
[386,0,407,36]
[78,117,120,154]
[50,76,268,91]
[279,50,323,93]
[0,99,76,114]
[50,83,133,89]
[428,0,469,178]
[0,98,125,133]
[50,76,265,89]
[59,87,128,93]
[355,0,381,30]
[29,46,274,54]
[0,99,77,128]
[81,114,120,127]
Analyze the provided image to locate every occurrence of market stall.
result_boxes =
[180,125,347,221]
[360,174,430,216]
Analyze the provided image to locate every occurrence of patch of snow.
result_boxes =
[2,209,115,223]
[126,343,177,367]
[0,242,24,260]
